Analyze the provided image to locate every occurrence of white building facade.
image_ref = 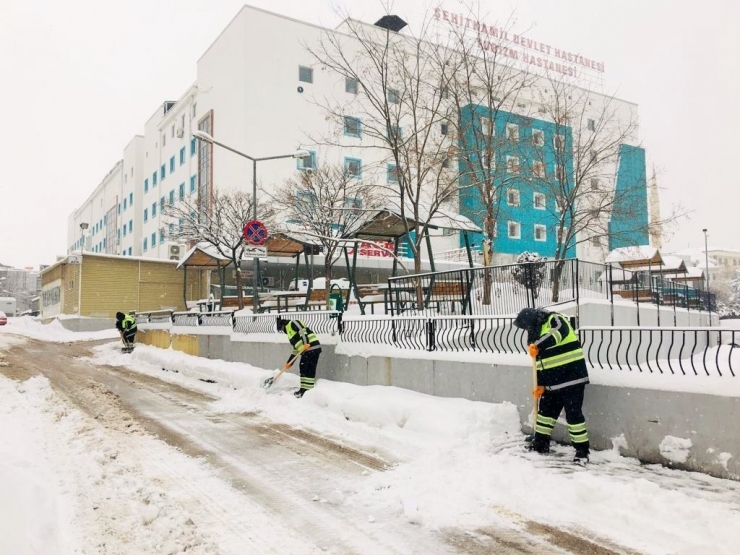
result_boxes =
[67,5,646,266]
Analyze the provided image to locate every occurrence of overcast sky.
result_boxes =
[1,0,737,268]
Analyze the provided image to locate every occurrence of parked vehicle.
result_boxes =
[0,297,16,317]
[0,311,7,325]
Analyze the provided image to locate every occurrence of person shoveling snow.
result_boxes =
[263,317,321,398]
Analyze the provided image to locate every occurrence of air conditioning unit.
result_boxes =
[176,128,184,138]
[169,244,182,259]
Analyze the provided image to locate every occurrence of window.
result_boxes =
[480,116,492,137]
[118,204,121,215]
[532,129,544,146]
[555,196,566,212]
[190,175,196,194]
[440,123,448,136]
[144,208,149,222]
[143,237,148,251]
[387,125,402,141]
[152,171,157,186]
[144,178,149,193]
[129,192,133,205]
[556,164,566,182]
[387,164,398,183]
[590,178,600,190]
[533,161,546,178]
[534,224,547,242]
[191,103,197,118]
[507,189,520,207]
[128,220,132,233]
[180,114,185,130]
[123,198,127,210]
[506,123,519,142]
[554,134,566,152]
[344,157,362,178]
[533,192,546,209]
[481,151,493,169]
[179,183,185,200]
[345,77,358,94]
[169,190,174,205]
[123,225,127,237]
[557,227,568,243]
[128,247,132,256]
[587,118,596,132]
[160,196,165,211]
[591,236,601,247]
[387,88,400,104]
[344,116,361,138]
[180,147,185,166]
[440,85,449,99]
[171,124,175,138]
[299,65,313,83]
[296,151,316,170]
[162,133,166,147]
[161,165,166,180]
[508,221,521,239]
[152,202,157,217]
[169,223,175,235]
[506,156,520,174]
[190,137,196,156]
[590,150,598,163]
[169,156,175,173]
[151,232,156,247]
[160,227,166,243]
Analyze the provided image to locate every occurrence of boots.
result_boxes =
[573,443,590,464]
[526,433,550,454]
[293,388,308,398]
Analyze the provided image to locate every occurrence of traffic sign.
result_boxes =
[242,246,268,259]
[244,220,268,246]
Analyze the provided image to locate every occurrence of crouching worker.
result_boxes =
[116,311,137,353]
[514,308,590,463]
[276,317,321,398]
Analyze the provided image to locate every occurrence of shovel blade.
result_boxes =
[262,377,274,389]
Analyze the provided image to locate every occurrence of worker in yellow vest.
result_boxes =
[276,317,321,398]
[514,308,590,463]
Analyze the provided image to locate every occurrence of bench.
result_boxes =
[427,280,468,312]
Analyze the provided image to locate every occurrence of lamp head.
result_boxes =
[192,130,214,143]
[80,222,89,231]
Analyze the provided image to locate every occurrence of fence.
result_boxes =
[136,309,234,327]
[233,311,342,335]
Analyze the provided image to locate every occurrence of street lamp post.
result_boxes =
[192,130,308,312]
[79,222,89,252]
[702,228,710,292]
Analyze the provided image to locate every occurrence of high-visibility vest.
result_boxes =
[536,313,586,379]
[286,320,320,355]
[122,314,137,331]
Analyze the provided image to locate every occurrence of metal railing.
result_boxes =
[170,310,234,327]
[233,310,342,335]
[134,309,174,324]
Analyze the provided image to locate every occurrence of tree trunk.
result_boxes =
[413,242,424,309]
[551,259,565,303]
[234,258,244,310]
[324,254,332,310]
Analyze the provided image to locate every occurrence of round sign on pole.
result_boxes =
[243,220,268,246]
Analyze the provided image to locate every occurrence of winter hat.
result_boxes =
[116,312,125,321]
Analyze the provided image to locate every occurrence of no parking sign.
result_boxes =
[243,220,268,246]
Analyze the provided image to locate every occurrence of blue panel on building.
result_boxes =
[608,144,649,250]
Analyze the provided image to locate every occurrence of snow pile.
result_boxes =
[660,435,693,463]
[92,343,740,554]
[0,316,119,342]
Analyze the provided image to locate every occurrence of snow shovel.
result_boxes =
[262,354,298,389]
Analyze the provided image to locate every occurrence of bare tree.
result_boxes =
[266,164,378,307]
[305,11,463,293]
[165,189,274,309]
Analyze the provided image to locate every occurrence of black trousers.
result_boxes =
[123,330,137,346]
[299,349,320,390]
[535,384,589,451]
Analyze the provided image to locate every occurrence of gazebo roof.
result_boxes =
[354,203,481,239]
[605,245,663,268]
[176,243,231,269]
[266,227,323,257]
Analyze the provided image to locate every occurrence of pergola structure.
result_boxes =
[176,244,231,308]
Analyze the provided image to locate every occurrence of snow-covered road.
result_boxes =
[1,328,739,554]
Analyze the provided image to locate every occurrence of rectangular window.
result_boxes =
[144,178,149,193]
[171,124,175,138]
[178,218,183,232]
[169,156,175,173]
[298,65,313,83]
[591,178,600,190]
[190,137,196,156]
[128,220,132,233]
[152,171,157,186]
[556,164,566,182]
[440,123,448,136]
[151,232,156,247]
[143,237,148,251]
[169,223,175,235]
[344,157,362,178]
[532,129,544,146]
[180,147,185,166]
[507,189,520,207]
[533,192,546,209]
[506,123,519,143]
[507,221,521,239]
[169,190,174,205]
[152,202,157,217]
[144,208,149,222]
[506,156,520,174]
[387,164,398,183]
[161,165,166,180]
[128,247,132,256]
[481,151,493,170]
[118,204,121,215]
[345,77,358,94]
[160,196,165,211]
[162,133,166,147]
[554,134,565,152]
[343,116,361,138]
[387,88,400,104]
[591,236,601,247]
[192,103,197,118]
[533,161,546,178]
[587,118,596,132]
[160,228,165,243]
[123,226,127,237]
[387,125,402,141]
[480,116,492,137]
[296,151,316,170]
[129,192,133,205]
[123,198,127,210]
[534,224,547,242]
[590,150,598,162]
[179,183,185,200]
[555,196,565,212]
[440,85,449,99]
[190,175,196,194]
